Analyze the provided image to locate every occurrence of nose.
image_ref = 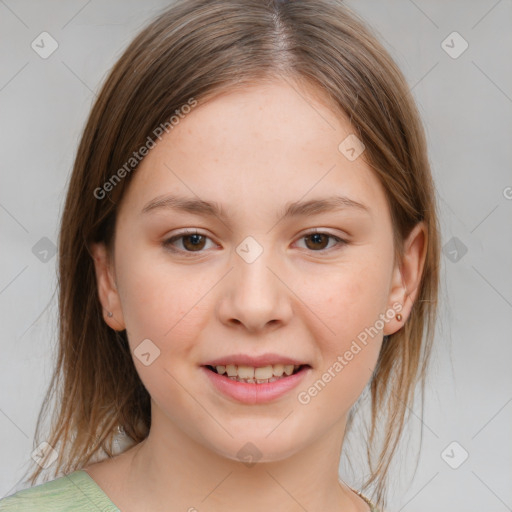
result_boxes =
[216,247,293,333]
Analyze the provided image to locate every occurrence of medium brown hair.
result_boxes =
[24,0,440,508]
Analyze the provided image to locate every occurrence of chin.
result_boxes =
[205,432,308,465]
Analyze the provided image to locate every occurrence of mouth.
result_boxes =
[203,363,310,384]
[201,362,312,404]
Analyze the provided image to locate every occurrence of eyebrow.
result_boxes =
[140,194,371,221]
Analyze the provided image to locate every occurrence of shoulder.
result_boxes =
[0,470,119,511]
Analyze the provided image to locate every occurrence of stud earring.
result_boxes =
[396,313,402,322]
[107,311,113,317]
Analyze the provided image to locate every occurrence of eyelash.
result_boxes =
[162,229,348,257]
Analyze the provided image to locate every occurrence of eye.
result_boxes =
[163,229,217,255]
[162,229,347,256]
[295,230,347,253]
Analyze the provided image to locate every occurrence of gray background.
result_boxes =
[1,1,511,510]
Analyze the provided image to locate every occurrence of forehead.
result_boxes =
[169,80,351,162]
[117,79,389,224]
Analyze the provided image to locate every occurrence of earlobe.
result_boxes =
[384,221,427,335]
[90,242,126,331]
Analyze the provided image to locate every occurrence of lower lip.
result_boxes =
[201,366,311,404]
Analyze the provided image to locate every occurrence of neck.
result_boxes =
[108,405,369,512]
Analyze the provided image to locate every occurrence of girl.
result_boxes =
[0,0,440,510]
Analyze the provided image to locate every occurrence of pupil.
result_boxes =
[184,234,205,251]
[307,233,327,250]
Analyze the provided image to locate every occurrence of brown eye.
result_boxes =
[163,230,215,255]
[304,233,330,250]
[296,231,347,253]
[181,234,206,251]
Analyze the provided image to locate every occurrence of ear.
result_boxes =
[90,242,126,331]
[383,221,427,336]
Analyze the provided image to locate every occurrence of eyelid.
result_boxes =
[163,228,218,254]
[296,227,348,240]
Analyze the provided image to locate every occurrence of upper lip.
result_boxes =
[203,353,310,368]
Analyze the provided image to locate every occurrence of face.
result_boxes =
[93,79,423,462]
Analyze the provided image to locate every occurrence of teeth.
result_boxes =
[273,364,284,377]
[225,364,237,377]
[214,364,302,379]
[237,365,254,379]
[254,365,273,380]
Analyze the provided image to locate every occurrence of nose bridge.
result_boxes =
[234,235,280,302]
[219,235,292,331]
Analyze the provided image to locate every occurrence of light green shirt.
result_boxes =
[0,470,120,511]
[0,470,379,511]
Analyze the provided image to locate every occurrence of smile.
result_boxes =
[206,363,304,383]
[201,364,311,404]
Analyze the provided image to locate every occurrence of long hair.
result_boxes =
[24,1,440,508]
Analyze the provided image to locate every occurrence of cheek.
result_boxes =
[294,260,387,400]
[115,247,202,350]
[115,257,210,417]
[302,259,389,342]
[296,278,383,413]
